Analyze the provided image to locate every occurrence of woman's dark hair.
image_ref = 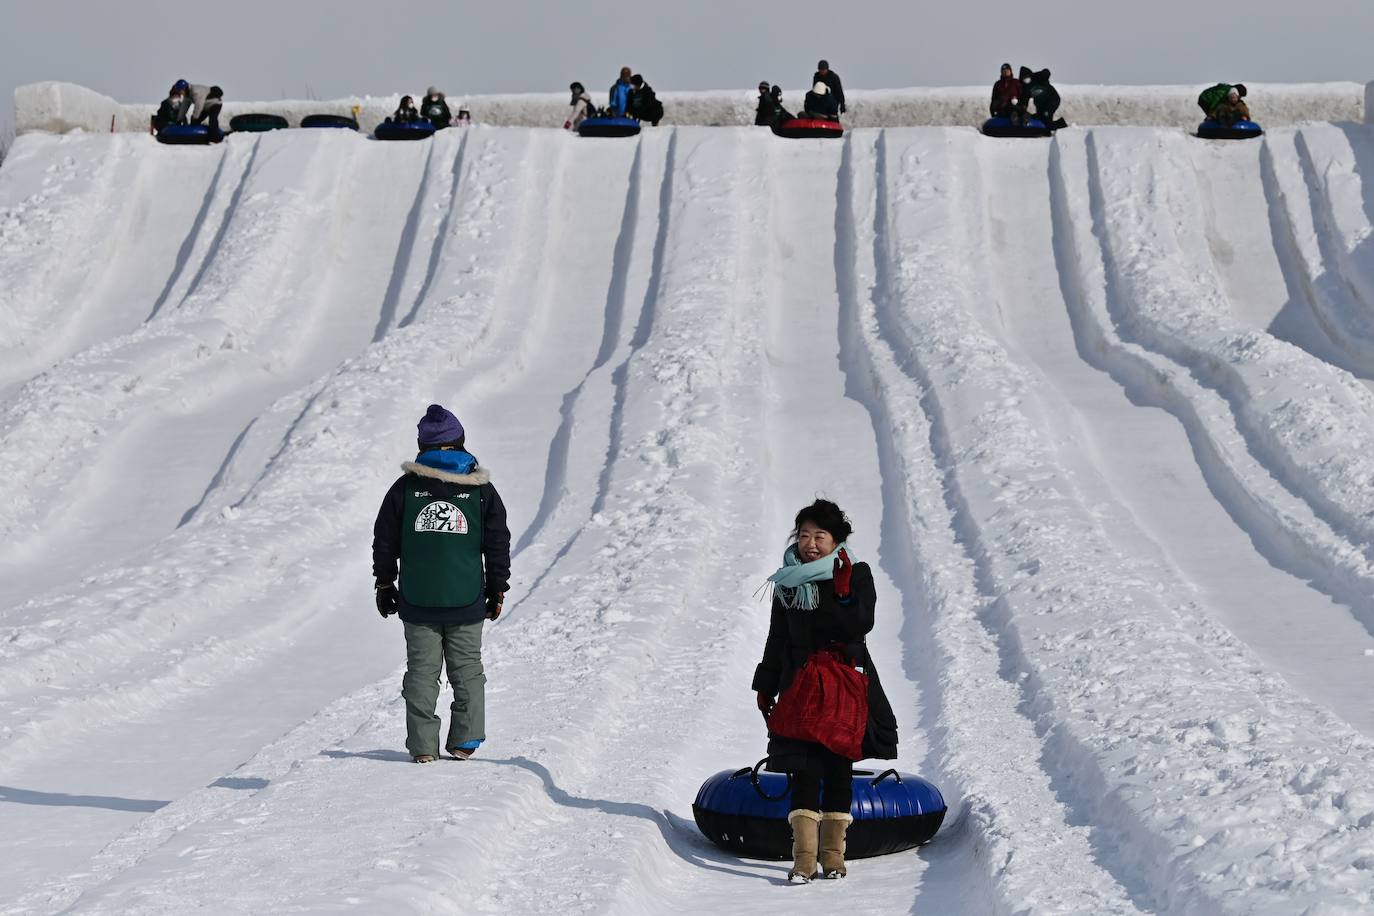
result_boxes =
[790,498,853,544]
[417,435,465,452]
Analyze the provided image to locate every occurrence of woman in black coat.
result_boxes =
[753,498,898,882]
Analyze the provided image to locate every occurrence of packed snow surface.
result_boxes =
[4,120,1374,914]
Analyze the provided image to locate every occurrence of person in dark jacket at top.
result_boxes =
[392,95,421,123]
[754,499,898,883]
[755,82,791,126]
[802,81,840,121]
[629,74,664,126]
[373,404,512,764]
[1018,66,1064,129]
[421,86,452,128]
[609,66,634,117]
[990,62,1021,120]
[813,60,846,115]
[151,80,189,132]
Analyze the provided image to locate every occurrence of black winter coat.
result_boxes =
[752,562,899,772]
[803,90,839,121]
[629,84,664,124]
[812,70,846,113]
[422,95,452,127]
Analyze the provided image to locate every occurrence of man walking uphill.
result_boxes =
[372,404,512,764]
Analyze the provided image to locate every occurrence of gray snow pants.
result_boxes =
[402,619,486,757]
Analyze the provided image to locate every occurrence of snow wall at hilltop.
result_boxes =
[14,79,1374,135]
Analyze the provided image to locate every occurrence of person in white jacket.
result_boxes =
[175,83,224,136]
[564,81,595,130]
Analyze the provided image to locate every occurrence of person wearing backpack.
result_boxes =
[564,81,595,130]
[629,74,664,126]
[372,405,512,764]
[753,499,898,882]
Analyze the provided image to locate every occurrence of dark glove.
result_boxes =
[486,591,505,620]
[375,581,399,618]
[833,548,853,601]
[756,691,774,722]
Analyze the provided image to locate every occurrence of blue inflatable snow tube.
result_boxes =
[156,124,215,145]
[693,760,946,860]
[578,116,641,138]
[1197,119,1263,140]
[374,120,438,141]
[981,116,1051,138]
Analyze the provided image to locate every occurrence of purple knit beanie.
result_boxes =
[417,404,465,447]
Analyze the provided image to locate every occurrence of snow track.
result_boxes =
[4,126,1374,914]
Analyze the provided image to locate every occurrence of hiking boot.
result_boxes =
[820,812,853,878]
[787,809,821,882]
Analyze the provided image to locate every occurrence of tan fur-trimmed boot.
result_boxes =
[787,809,822,883]
[820,811,853,878]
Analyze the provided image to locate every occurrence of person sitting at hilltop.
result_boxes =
[186,84,224,138]
[565,81,595,130]
[990,63,1022,122]
[1210,87,1251,127]
[1018,67,1064,130]
[608,67,634,117]
[802,81,839,122]
[1198,82,1247,119]
[152,80,189,132]
[629,74,664,126]
[421,87,452,128]
[455,108,472,127]
[392,95,421,123]
[755,81,777,125]
[812,60,846,115]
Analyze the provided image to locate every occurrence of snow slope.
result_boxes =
[4,122,1374,914]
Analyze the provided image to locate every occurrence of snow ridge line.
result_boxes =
[146,140,248,321]
[1052,129,1374,912]
[0,136,531,768]
[1082,129,1374,564]
[851,128,1144,914]
[1256,135,1374,378]
[438,130,771,914]
[1294,128,1374,325]
[173,136,263,310]
[372,137,439,341]
[1071,131,1374,630]
[512,136,646,559]
[399,128,472,329]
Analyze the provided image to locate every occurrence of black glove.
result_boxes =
[486,591,505,621]
[756,691,774,722]
[375,581,399,618]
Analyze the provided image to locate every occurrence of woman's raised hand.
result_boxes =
[833,548,853,600]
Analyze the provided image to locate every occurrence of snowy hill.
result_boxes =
[4,122,1374,914]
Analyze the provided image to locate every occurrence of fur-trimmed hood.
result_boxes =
[401,461,491,487]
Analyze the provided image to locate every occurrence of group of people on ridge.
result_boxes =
[565,67,664,130]
[990,63,1065,129]
[755,59,847,127]
[152,79,225,138]
[390,87,471,128]
[373,401,894,884]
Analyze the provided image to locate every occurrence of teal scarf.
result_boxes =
[764,542,852,610]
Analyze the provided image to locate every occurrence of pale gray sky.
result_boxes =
[3,0,1372,137]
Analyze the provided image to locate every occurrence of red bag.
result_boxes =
[767,647,870,760]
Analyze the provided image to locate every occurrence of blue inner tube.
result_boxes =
[374,120,438,141]
[578,116,641,138]
[981,116,1051,138]
[156,124,214,145]
[1197,119,1263,140]
[300,114,359,130]
[772,118,844,139]
[692,761,946,860]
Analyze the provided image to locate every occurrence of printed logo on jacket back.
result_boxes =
[415,501,469,534]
